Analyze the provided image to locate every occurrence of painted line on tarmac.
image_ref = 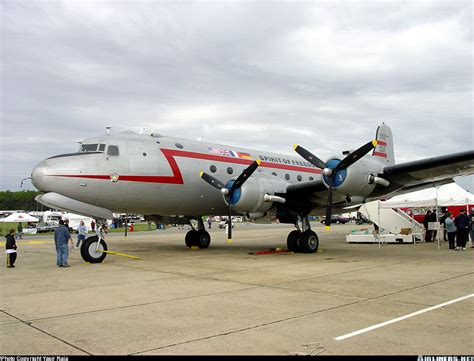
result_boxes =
[334,293,474,341]
[0,240,53,246]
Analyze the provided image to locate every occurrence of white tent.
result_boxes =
[380,183,474,208]
[0,212,39,222]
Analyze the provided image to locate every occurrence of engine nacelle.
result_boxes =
[323,158,379,199]
[226,174,287,215]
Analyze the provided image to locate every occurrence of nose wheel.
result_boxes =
[80,235,108,263]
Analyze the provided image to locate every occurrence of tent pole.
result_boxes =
[436,185,440,250]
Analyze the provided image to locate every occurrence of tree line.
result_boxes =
[0,190,50,211]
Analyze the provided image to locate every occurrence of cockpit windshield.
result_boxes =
[79,144,106,153]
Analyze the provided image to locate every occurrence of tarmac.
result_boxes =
[1,222,473,355]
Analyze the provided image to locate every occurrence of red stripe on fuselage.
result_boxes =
[376,140,387,146]
[53,148,321,184]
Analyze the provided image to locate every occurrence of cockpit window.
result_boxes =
[79,144,98,152]
[107,145,119,156]
[78,143,107,153]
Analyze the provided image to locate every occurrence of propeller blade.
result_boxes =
[325,183,333,230]
[293,145,327,170]
[200,171,226,191]
[227,206,232,243]
[230,160,261,192]
[335,140,377,171]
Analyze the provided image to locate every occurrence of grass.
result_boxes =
[0,222,159,236]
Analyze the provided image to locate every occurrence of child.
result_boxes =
[5,229,17,268]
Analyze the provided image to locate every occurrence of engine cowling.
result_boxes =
[322,158,377,199]
[225,174,287,215]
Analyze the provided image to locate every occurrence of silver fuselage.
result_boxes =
[32,132,324,216]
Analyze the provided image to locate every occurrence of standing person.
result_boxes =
[423,210,433,242]
[470,209,474,248]
[54,219,73,267]
[75,220,87,249]
[454,209,470,251]
[17,222,23,239]
[439,209,448,242]
[5,229,17,268]
[444,212,457,250]
[207,218,212,229]
[91,219,96,232]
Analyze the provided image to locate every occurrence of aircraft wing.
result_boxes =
[371,150,474,199]
[283,150,474,211]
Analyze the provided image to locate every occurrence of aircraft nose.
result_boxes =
[31,160,48,192]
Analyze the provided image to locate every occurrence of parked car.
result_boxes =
[218,220,234,229]
[320,215,349,224]
[36,222,58,233]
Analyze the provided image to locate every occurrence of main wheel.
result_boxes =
[80,235,108,263]
[196,230,211,248]
[299,230,319,253]
[185,230,198,247]
[287,230,302,252]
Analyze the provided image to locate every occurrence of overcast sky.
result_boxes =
[1,0,473,192]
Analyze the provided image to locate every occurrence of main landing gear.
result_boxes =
[286,216,319,253]
[185,218,211,249]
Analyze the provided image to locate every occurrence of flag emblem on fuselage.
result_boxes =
[208,148,252,159]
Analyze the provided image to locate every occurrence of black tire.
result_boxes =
[299,230,319,253]
[196,230,211,249]
[287,230,302,252]
[80,235,107,263]
[185,230,198,247]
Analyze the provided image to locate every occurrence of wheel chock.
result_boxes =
[248,248,293,255]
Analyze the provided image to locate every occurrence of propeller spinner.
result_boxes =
[294,140,377,230]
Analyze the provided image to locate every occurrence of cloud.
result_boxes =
[1,0,472,191]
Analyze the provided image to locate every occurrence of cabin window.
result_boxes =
[143,153,147,157]
[98,144,106,152]
[107,145,120,156]
[227,167,233,175]
[297,175,302,182]
[272,172,277,177]
[210,165,217,173]
[285,174,290,181]
[175,143,184,149]
[309,176,314,181]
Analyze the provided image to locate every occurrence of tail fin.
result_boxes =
[372,123,395,165]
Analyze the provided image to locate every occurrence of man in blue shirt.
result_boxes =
[454,209,470,251]
[54,219,72,267]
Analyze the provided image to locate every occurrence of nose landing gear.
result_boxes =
[80,219,108,263]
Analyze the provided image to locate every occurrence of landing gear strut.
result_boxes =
[286,215,319,253]
[185,218,211,249]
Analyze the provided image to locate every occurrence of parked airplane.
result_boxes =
[31,124,474,263]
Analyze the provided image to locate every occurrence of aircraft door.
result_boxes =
[102,144,130,209]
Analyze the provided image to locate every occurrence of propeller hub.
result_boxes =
[220,188,230,196]
[322,168,333,176]
[322,159,347,188]
[224,180,241,205]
